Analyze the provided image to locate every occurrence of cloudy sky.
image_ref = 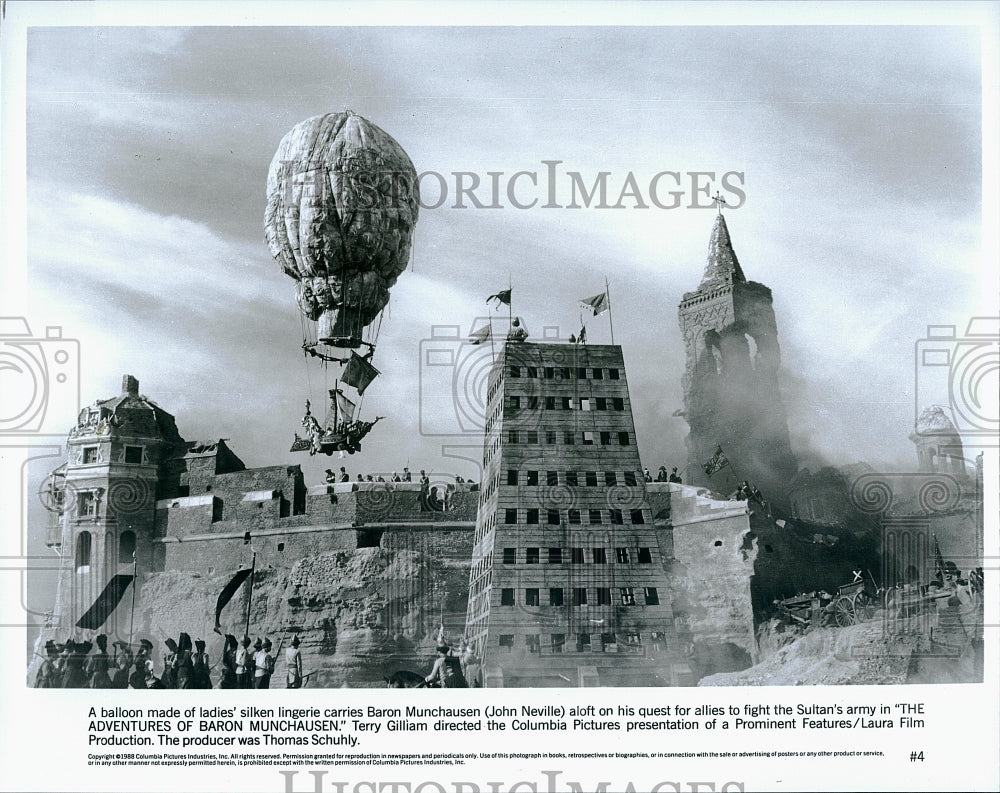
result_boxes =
[17,14,994,498]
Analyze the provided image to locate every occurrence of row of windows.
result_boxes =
[81,445,145,465]
[503,546,653,565]
[506,396,625,412]
[74,530,136,571]
[508,430,630,446]
[504,508,645,525]
[500,586,659,607]
[509,365,621,381]
[497,631,663,654]
[508,470,640,487]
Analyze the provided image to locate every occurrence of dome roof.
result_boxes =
[915,405,959,435]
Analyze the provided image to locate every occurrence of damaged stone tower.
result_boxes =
[678,213,797,499]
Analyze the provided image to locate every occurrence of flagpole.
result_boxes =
[604,275,615,345]
[128,552,137,649]
[507,274,513,334]
[244,550,256,639]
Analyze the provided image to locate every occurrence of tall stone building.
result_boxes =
[464,342,685,686]
[678,212,797,498]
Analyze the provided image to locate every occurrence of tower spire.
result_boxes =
[699,210,746,289]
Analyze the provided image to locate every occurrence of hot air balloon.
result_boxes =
[264,111,419,455]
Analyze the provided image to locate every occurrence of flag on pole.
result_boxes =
[76,574,134,630]
[578,324,587,344]
[342,352,380,396]
[468,324,492,345]
[486,289,512,310]
[213,568,253,634]
[578,292,609,316]
[702,445,729,476]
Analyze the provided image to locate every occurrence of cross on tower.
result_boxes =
[712,191,727,215]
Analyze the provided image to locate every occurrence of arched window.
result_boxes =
[118,530,136,564]
[75,531,92,571]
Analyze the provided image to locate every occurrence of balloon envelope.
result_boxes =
[265,111,419,344]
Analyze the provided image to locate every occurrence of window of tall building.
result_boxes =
[605,471,617,486]
[527,396,538,409]
[499,635,514,653]
[608,368,620,380]
[501,588,515,606]
[577,367,587,379]
[526,509,539,524]
[595,397,607,410]
[596,587,612,605]
[566,471,578,486]
[548,547,563,564]
[549,588,564,606]
[568,509,581,524]
[572,587,588,606]
[630,509,645,524]
[580,398,592,411]
[561,367,572,379]
[78,491,97,518]
[624,471,637,486]
[507,470,518,486]
[507,395,520,410]
[527,470,539,486]
[526,430,539,444]
[75,531,92,570]
[547,510,560,525]
[504,509,517,524]
[525,588,540,606]
[582,431,595,445]
[638,546,652,563]
[545,430,557,444]
[620,587,636,605]
[546,470,559,486]
[585,471,598,486]
[616,547,630,564]
[592,548,607,564]
[612,397,625,411]
[503,548,516,564]
[563,431,575,445]
[526,634,540,653]
[509,366,520,378]
[118,530,136,563]
[123,445,143,464]
[545,396,556,410]
[601,633,617,652]
[644,587,660,605]
[618,432,630,445]
[551,633,565,653]
[508,430,519,444]
[526,547,539,564]
[610,509,624,524]
[82,446,99,464]
[589,509,603,524]
[571,547,585,564]
[576,633,591,652]
[600,431,611,445]
[544,367,554,379]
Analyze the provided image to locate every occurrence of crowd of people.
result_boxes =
[644,465,683,483]
[34,632,304,689]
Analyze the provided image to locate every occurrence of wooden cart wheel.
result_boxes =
[853,591,876,623]
[833,595,856,627]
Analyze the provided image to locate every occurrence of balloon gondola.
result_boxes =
[264,111,419,455]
